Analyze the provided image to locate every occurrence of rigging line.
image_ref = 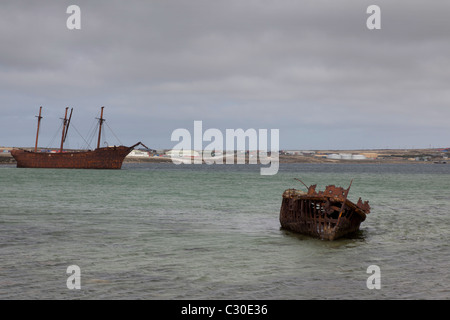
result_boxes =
[102,125,107,146]
[87,125,98,148]
[65,134,70,149]
[86,114,100,148]
[88,109,105,148]
[71,123,92,150]
[105,121,123,146]
[83,110,100,147]
[46,122,63,149]
[85,117,98,147]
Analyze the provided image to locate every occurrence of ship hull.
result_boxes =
[280,196,363,240]
[10,146,133,169]
[280,187,370,241]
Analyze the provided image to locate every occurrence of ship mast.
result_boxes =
[60,107,69,152]
[63,108,73,144]
[34,106,43,152]
[96,106,105,149]
[59,107,73,152]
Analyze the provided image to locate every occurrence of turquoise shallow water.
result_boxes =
[0,162,449,299]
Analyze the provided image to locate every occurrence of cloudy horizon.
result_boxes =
[1,0,449,150]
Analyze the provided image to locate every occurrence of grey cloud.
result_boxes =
[1,0,450,149]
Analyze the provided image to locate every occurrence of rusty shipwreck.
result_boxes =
[10,106,147,169]
[280,179,370,240]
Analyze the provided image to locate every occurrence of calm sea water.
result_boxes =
[0,162,449,300]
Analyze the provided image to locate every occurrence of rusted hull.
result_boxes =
[10,146,133,169]
[280,186,370,240]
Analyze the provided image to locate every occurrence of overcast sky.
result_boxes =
[1,0,449,150]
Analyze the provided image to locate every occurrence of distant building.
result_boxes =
[340,153,352,160]
[326,153,367,160]
[127,150,150,158]
[281,150,315,156]
[282,150,301,155]
[327,153,341,160]
[166,149,200,158]
[351,154,367,160]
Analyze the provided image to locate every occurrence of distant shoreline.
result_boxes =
[1,147,448,165]
[122,155,444,164]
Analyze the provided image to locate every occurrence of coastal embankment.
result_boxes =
[1,148,448,165]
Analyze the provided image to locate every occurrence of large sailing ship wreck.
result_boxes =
[280,179,371,240]
[11,106,147,169]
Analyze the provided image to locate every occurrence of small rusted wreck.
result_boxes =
[280,179,370,240]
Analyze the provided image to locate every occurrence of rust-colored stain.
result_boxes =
[280,179,370,240]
